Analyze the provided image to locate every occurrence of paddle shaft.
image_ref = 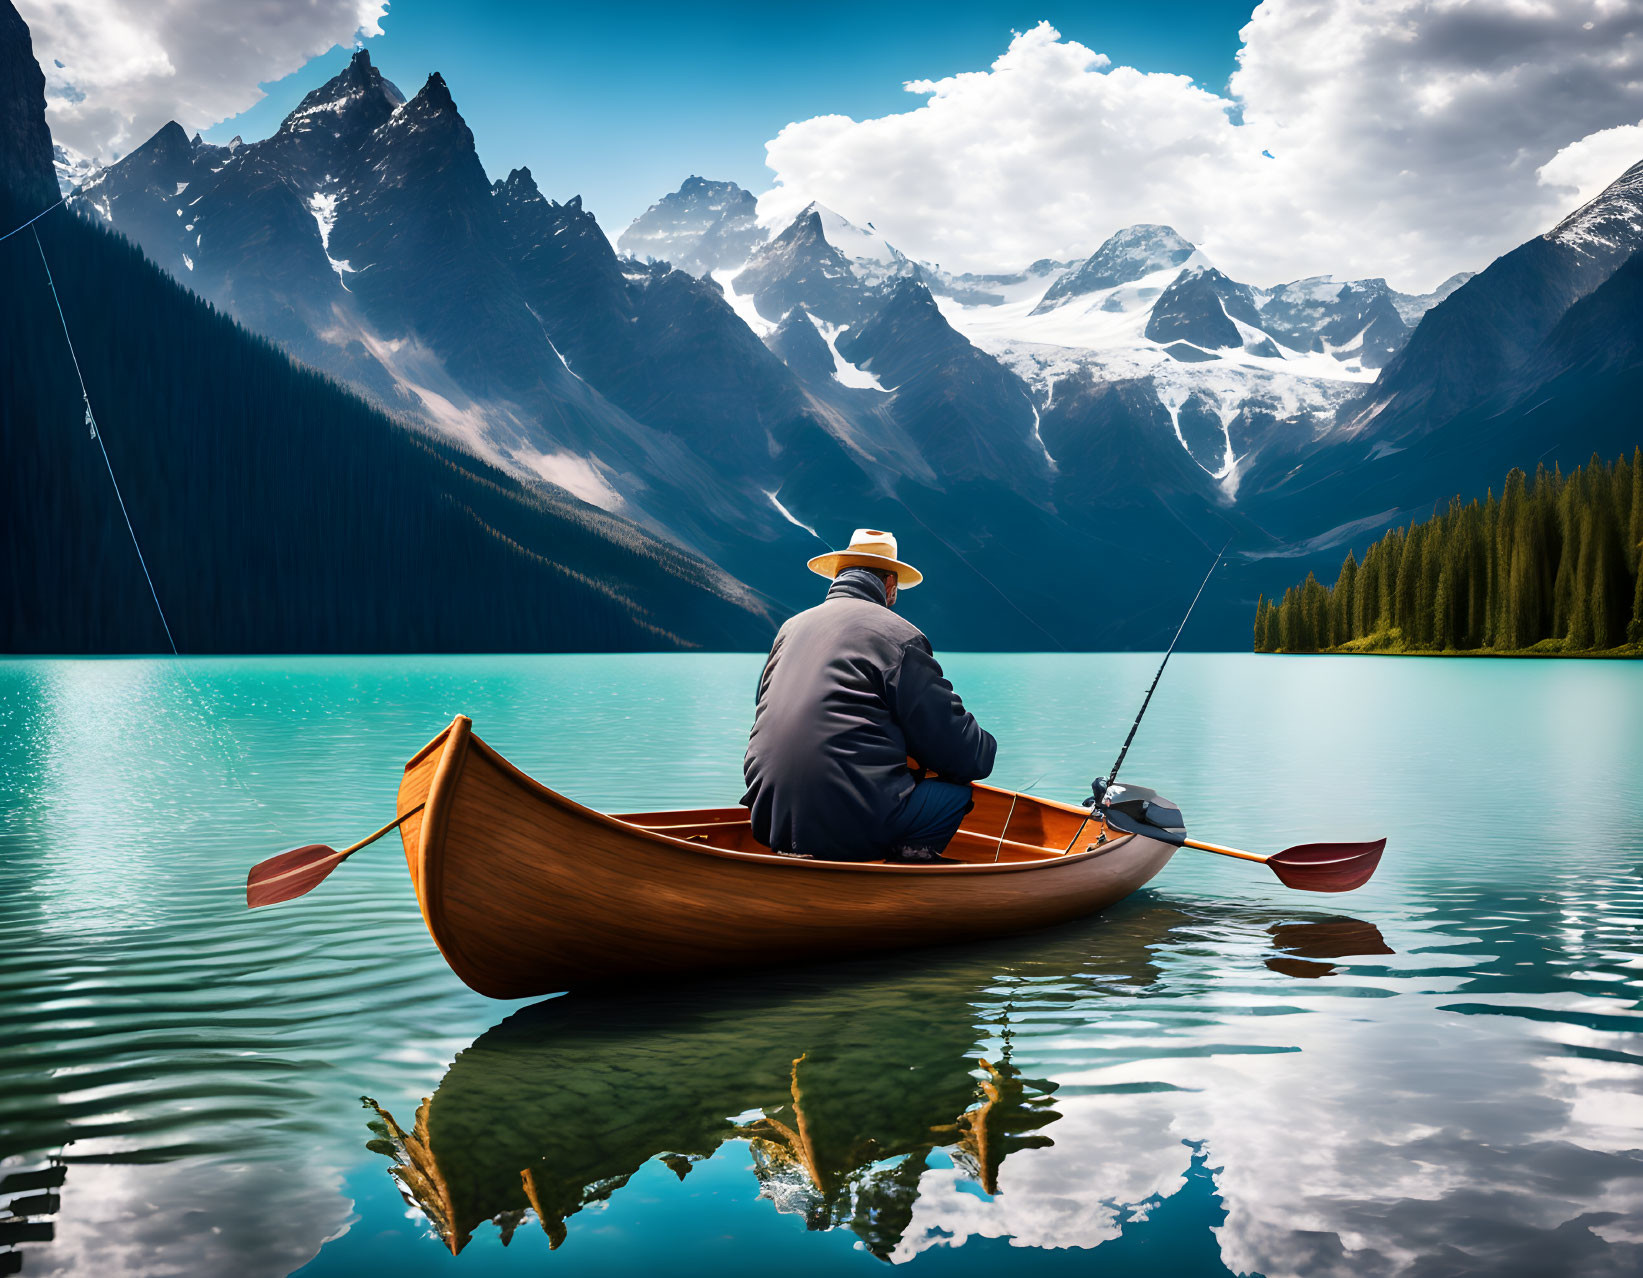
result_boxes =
[252,805,423,894]
[1181,836,1269,864]
[341,807,423,856]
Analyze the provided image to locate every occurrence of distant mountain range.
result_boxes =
[1,7,773,654]
[14,27,1643,651]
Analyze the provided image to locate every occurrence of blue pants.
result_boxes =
[886,779,974,851]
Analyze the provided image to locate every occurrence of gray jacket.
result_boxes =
[742,568,997,857]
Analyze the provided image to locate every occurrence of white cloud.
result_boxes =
[15,0,389,162]
[762,3,1643,292]
[1539,121,1643,208]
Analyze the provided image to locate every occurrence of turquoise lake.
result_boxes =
[1,652,1639,1276]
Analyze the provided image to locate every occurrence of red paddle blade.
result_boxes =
[246,844,348,908]
[1266,838,1386,893]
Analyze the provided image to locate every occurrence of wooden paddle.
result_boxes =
[1095,803,1385,892]
[1183,836,1386,893]
[245,805,423,908]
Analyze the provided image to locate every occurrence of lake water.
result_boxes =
[1,653,1639,1277]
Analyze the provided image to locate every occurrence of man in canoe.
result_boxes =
[743,529,997,864]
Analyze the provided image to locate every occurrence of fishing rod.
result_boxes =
[1056,538,1228,858]
[1100,537,1229,796]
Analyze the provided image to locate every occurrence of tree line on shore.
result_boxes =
[1253,449,1643,655]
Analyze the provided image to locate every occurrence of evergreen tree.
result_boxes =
[1332,552,1357,647]
[1567,486,1595,649]
[1495,470,1525,644]
[1434,563,1454,650]
[1395,524,1420,638]
[1552,482,1578,640]
[1482,489,1499,647]
[1379,528,1400,634]
[1630,446,1643,575]
[1631,554,1643,645]
[1355,549,1378,638]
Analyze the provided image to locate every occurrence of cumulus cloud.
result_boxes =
[15,0,389,162]
[761,2,1643,291]
[1539,122,1643,209]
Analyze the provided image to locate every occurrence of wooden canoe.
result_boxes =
[394,715,1179,998]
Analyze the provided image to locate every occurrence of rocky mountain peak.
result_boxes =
[764,303,837,382]
[1034,222,1197,313]
[495,165,543,204]
[417,72,456,112]
[151,120,191,152]
[281,45,403,137]
[786,206,827,244]
[1144,264,1259,350]
[617,175,766,277]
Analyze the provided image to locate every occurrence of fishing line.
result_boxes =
[27,221,282,837]
[33,226,178,655]
[0,195,64,243]
[1105,537,1229,789]
[896,501,1069,652]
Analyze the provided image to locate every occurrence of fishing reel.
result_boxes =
[1084,777,1187,847]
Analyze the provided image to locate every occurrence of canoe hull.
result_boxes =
[398,716,1176,999]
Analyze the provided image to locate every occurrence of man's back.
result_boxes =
[742,567,995,860]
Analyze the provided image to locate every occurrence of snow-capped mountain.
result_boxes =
[1547,156,1643,263]
[1032,224,1194,312]
[617,175,765,276]
[698,202,1464,499]
[722,201,916,329]
[50,141,95,194]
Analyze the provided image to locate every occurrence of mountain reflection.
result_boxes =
[362,905,1391,1261]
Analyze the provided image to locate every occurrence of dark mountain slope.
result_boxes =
[1,209,776,652]
[838,280,1050,492]
[0,0,50,212]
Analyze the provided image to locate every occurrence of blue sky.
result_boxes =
[205,0,1259,235]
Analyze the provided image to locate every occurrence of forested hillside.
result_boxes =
[0,205,776,653]
[1254,451,1643,656]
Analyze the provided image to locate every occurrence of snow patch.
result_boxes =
[713,268,774,337]
[809,315,888,391]
[524,451,627,512]
[307,191,356,289]
[765,490,825,541]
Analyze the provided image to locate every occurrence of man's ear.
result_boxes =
[885,574,899,606]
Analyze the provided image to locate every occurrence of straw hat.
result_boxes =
[807,528,923,589]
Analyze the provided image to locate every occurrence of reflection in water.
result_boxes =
[362,908,1386,1263]
[1266,916,1396,978]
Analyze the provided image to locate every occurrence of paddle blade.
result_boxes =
[1266,839,1386,893]
[246,844,349,908]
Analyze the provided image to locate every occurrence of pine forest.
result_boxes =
[1253,451,1643,657]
